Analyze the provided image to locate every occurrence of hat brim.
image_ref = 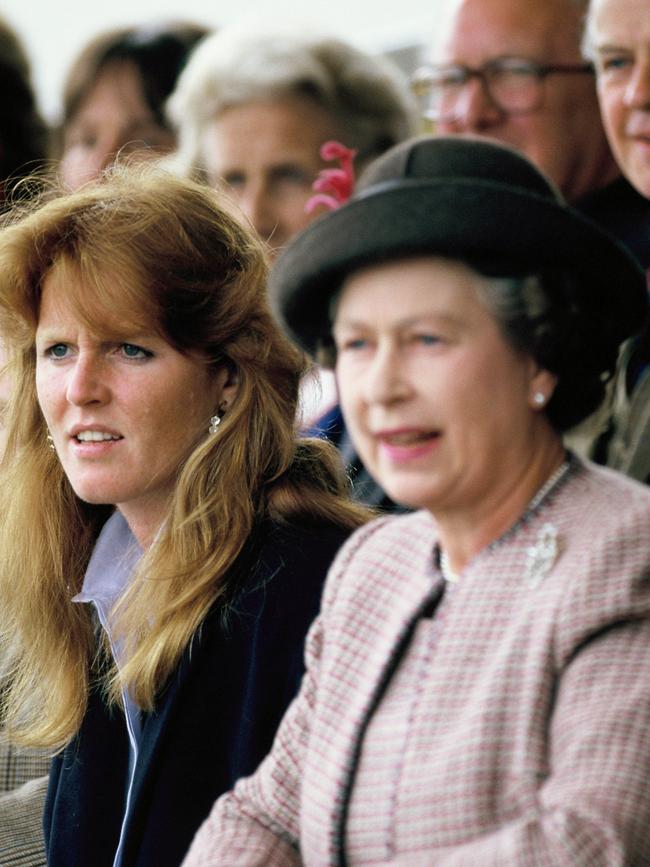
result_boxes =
[270,177,647,359]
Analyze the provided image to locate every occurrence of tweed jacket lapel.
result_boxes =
[300,512,445,864]
[0,775,48,867]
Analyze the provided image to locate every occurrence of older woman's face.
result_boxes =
[201,96,340,256]
[333,256,556,517]
[35,267,234,546]
[589,0,650,197]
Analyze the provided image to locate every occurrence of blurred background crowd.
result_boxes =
[0,2,429,123]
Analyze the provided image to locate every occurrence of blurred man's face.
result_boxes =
[429,0,618,201]
[589,0,650,198]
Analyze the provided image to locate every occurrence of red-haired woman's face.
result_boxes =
[35,266,237,546]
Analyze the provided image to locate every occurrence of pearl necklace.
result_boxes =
[438,458,571,585]
[523,459,570,516]
[439,549,460,584]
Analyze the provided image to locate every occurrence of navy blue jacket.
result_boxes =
[44,518,351,867]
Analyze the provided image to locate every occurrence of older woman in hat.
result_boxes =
[184,136,650,866]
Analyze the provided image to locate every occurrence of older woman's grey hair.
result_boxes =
[166,27,418,178]
[469,268,614,433]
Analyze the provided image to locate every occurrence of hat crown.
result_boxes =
[358,135,563,205]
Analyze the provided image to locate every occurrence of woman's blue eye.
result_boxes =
[48,344,69,359]
[121,343,150,359]
[417,334,440,345]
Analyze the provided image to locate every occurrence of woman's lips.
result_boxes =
[376,429,441,461]
[67,426,124,456]
[74,430,122,442]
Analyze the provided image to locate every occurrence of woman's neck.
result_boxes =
[436,435,567,574]
[117,502,166,550]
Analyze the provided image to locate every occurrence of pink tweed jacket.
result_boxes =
[184,459,650,866]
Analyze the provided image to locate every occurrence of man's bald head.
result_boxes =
[428,0,618,201]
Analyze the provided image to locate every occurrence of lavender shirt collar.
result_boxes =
[72,510,142,612]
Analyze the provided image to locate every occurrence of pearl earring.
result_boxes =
[533,392,546,407]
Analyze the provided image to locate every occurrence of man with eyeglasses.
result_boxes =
[421,0,650,255]
[418,0,650,480]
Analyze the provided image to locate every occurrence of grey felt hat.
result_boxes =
[269,135,647,361]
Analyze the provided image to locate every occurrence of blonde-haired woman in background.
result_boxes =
[168,26,418,510]
[57,20,210,191]
[167,25,417,259]
[0,167,367,867]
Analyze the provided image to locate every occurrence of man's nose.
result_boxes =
[624,59,650,109]
[437,76,504,132]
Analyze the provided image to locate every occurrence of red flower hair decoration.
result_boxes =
[305,141,357,214]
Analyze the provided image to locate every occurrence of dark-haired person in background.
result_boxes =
[57,20,210,190]
[0,15,48,209]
